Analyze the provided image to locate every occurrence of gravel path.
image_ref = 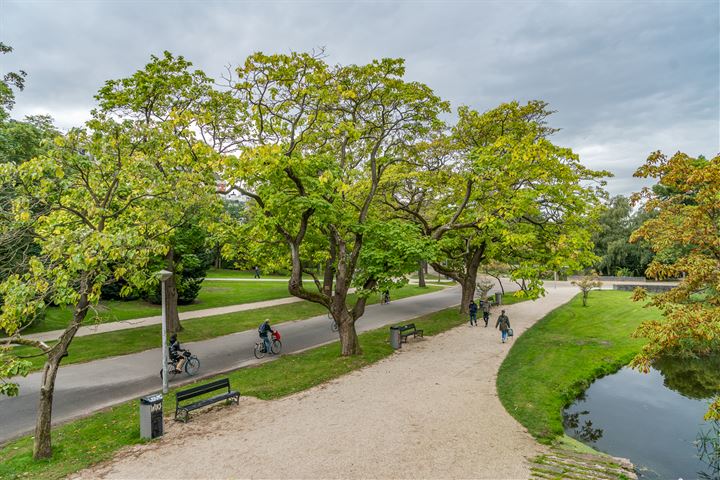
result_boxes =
[75,285,578,480]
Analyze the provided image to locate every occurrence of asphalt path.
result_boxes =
[0,285,468,444]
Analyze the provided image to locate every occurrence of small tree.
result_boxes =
[476,278,495,302]
[571,272,603,307]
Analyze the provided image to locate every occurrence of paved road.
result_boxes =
[0,285,472,444]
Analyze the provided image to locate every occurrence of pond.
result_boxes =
[563,355,720,479]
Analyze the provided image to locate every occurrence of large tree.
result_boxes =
[220,52,446,355]
[0,79,218,458]
[630,151,720,420]
[95,51,221,333]
[383,101,607,312]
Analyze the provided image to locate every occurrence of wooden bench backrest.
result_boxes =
[176,378,230,402]
[398,323,416,332]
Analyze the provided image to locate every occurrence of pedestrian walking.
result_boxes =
[468,300,478,326]
[482,299,491,327]
[495,310,511,343]
[253,265,261,278]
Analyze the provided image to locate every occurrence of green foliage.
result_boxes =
[630,151,720,418]
[0,52,221,410]
[0,348,30,396]
[0,42,27,120]
[496,291,655,442]
[144,225,213,305]
[592,195,654,276]
[383,100,608,301]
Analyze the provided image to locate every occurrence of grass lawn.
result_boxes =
[496,290,657,443]
[0,305,465,480]
[15,285,443,371]
[206,268,289,278]
[22,281,295,335]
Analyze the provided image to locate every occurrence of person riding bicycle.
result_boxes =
[168,333,187,373]
[258,319,274,354]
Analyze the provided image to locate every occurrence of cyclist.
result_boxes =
[258,319,274,354]
[382,289,390,304]
[168,333,187,373]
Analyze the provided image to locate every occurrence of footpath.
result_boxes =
[10,295,304,344]
[77,285,582,479]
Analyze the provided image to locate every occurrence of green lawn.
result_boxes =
[15,285,443,371]
[0,304,465,480]
[23,281,295,335]
[496,290,656,443]
[206,268,289,279]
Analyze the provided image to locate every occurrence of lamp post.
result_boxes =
[156,270,173,394]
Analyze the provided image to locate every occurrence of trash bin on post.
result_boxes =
[494,291,502,306]
[389,326,401,349]
[140,393,164,439]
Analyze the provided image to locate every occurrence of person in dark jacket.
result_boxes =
[495,310,511,343]
[468,300,478,326]
[258,319,274,354]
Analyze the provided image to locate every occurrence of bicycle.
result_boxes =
[253,329,282,359]
[159,351,200,379]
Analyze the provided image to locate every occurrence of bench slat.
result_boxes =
[183,391,239,412]
[176,379,230,401]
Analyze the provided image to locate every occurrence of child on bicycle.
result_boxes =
[168,333,187,373]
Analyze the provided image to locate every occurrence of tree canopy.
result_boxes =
[630,151,720,419]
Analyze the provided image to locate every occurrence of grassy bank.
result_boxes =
[496,290,656,443]
[24,281,294,335]
[0,306,465,480]
[14,285,442,372]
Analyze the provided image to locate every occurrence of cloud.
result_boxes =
[2,0,717,196]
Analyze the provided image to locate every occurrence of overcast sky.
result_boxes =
[2,0,718,195]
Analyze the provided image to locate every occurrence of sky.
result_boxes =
[1,0,718,196]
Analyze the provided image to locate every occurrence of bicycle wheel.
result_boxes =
[331,320,339,332]
[271,339,282,355]
[253,343,266,359]
[160,363,179,380]
[184,356,200,376]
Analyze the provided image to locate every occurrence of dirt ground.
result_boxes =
[74,285,578,480]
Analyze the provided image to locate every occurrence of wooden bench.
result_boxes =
[398,323,424,344]
[175,378,240,422]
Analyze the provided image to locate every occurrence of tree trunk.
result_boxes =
[165,248,182,334]
[418,261,426,288]
[460,275,477,314]
[214,245,222,269]
[336,310,361,356]
[34,355,61,459]
[34,294,89,459]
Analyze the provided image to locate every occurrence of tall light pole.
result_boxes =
[156,270,173,394]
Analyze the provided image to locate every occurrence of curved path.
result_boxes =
[76,284,579,479]
[0,285,463,444]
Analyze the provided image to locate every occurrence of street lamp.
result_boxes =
[156,269,173,394]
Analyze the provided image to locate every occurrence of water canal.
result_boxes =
[563,355,720,479]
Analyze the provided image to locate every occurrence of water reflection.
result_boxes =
[563,353,720,480]
[562,410,604,443]
[653,354,720,399]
